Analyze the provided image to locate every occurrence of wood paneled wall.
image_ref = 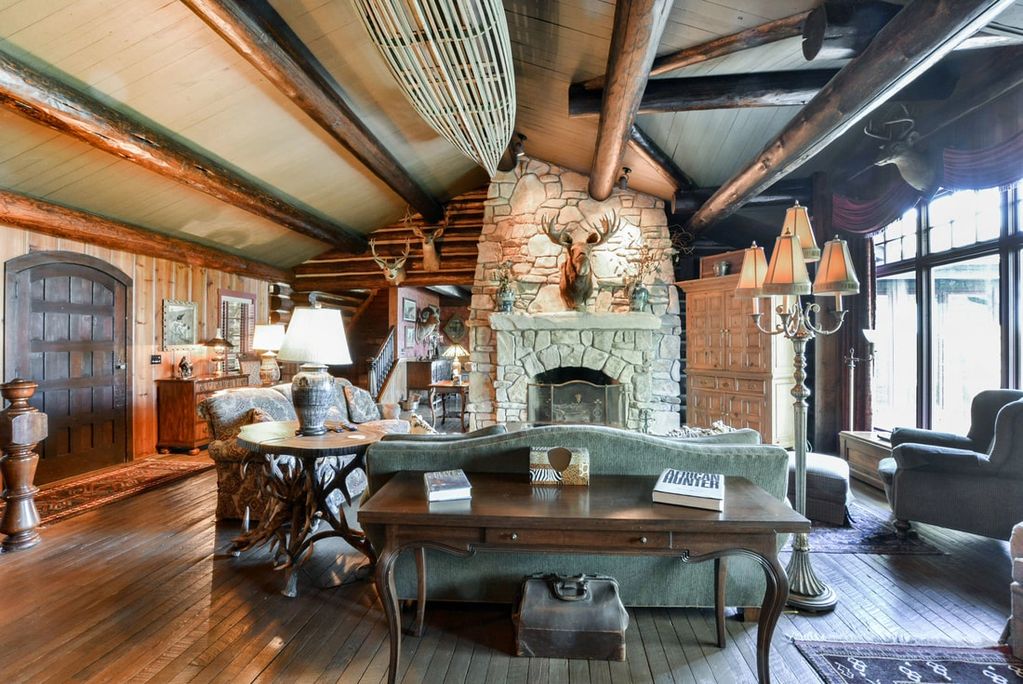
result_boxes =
[0,223,271,458]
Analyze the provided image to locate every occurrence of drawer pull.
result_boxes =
[639,536,648,545]
[509,532,519,541]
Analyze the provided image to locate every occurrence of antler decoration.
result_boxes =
[370,238,411,285]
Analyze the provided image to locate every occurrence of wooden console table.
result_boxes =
[839,431,892,490]
[359,472,808,684]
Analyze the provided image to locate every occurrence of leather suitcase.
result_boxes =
[514,574,629,661]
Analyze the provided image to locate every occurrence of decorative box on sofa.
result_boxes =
[361,424,790,610]
[200,378,409,521]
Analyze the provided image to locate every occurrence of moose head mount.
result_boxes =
[370,238,411,286]
[864,105,937,192]
[412,209,447,272]
[543,211,624,311]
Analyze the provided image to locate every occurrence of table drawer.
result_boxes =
[485,528,670,550]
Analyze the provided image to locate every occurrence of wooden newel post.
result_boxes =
[0,379,48,551]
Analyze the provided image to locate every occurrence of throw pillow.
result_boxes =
[343,385,381,423]
[662,421,737,438]
[248,407,274,424]
[409,413,438,434]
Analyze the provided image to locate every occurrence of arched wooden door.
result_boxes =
[5,252,132,483]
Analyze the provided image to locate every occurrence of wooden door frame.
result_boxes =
[4,250,135,460]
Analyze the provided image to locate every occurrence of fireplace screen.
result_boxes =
[527,380,626,427]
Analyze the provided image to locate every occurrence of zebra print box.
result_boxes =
[529,446,590,486]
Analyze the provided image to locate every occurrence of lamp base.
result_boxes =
[785,533,838,613]
[291,363,333,436]
[259,351,281,387]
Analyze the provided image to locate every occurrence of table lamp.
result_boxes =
[252,324,286,387]
[277,307,352,436]
[205,328,232,377]
[443,343,468,384]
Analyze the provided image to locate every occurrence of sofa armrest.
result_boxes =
[890,427,974,450]
[892,442,985,473]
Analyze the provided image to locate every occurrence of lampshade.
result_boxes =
[783,201,821,262]
[762,232,812,296]
[278,308,352,365]
[735,242,768,297]
[252,324,286,352]
[813,238,860,296]
[443,344,469,359]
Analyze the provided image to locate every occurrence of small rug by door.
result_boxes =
[0,459,213,526]
[795,640,1023,684]
[810,500,943,555]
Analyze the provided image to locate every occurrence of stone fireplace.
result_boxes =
[466,157,682,433]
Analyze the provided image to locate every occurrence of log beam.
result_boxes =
[181,0,444,222]
[0,48,363,251]
[673,178,812,217]
[589,0,674,201]
[686,0,1017,234]
[0,190,292,282]
[294,271,475,292]
[628,125,697,192]
[578,11,810,91]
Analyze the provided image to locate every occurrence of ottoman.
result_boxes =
[787,451,853,526]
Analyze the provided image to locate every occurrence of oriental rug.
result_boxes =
[795,640,1023,684]
[0,459,213,527]
[810,499,943,555]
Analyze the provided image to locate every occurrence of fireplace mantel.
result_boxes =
[489,311,661,331]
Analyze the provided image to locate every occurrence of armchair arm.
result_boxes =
[892,442,985,473]
[890,427,975,450]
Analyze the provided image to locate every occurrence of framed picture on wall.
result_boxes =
[162,300,198,350]
[402,297,417,322]
[404,326,416,349]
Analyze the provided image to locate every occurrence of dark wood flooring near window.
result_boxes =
[0,470,1009,683]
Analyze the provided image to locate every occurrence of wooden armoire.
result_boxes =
[678,272,795,447]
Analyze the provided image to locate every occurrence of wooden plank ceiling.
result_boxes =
[0,0,1021,272]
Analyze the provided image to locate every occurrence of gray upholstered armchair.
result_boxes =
[878,390,1023,540]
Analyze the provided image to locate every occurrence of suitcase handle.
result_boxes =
[552,577,590,602]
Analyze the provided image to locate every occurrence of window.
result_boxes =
[870,182,1021,432]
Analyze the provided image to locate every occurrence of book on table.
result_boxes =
[424,469,472,502]
[652,468,724,511]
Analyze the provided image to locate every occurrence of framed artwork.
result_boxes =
[404,326,417,349]
[443,314,467,343]
[162,300,198,350]
[402,297,417,322]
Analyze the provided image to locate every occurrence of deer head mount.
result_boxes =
[864,106,937,192]
[370,238,411,286]
[411,208,447,272]
[543,212,623,311]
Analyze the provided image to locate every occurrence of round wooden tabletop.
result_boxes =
[236,420,388,457]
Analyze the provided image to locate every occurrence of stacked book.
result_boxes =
[424,469,472,502]
[652,468,724,511]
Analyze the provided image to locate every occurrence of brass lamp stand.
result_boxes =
[737,202,860,613]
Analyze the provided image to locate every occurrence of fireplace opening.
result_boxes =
[527,367,626,427]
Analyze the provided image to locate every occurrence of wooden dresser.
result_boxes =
[678,273,795,447]
[156,374,248,454]
[406,359,452,390]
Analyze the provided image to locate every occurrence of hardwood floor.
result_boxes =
[0,470,1010,683]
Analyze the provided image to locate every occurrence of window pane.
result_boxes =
[873,272,918,430]
[874,207,918,267]
[927,187,1001,253]
[930,254,1001,434]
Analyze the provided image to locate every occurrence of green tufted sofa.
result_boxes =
[361,424,788,609]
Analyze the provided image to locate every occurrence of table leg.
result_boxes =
[714,558,726,648]
[460,391,467,430]
[407,547,427,637]
[429,388,437,425]
[754,551,789,684]
[377,545,403,684]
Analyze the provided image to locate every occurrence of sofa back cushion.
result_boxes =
[200,387,296,441]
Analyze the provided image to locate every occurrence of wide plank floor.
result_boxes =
[0,468,1010,683]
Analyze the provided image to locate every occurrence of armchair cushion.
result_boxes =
[892,443,985,473]
[890,427,974,451]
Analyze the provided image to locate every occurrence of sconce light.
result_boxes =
[617,167,632,190]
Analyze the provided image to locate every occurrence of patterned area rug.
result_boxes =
[810,499,943,555]
[795,640,1023,684]
[0,459,213,527]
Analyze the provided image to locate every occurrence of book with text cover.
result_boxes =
[424,469,472,502]
[652,469,724,511]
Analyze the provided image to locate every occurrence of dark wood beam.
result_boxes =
[579,11,810,91]
[0,48,364,251]
[294,271,475,292]
[686,0,1017,234]
[181,0,444,223]
[571,66,956,117]
[628,125,697,192]
[673,178,813,217]
[589,0,674,201]
[0,190,292,282]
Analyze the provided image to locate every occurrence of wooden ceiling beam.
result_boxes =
[182,0,445,223]
[589,0,674,201]
[627,125,697,192]
[294,271,475,292]
[686,0,1017,234]
[0,190,291,282]
[0,48,363,251]
[579,11,810,91]
[672,177,813,217]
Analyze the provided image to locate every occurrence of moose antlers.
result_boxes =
[542,211,624,311]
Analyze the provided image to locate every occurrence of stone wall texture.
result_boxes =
[466,157,682,432]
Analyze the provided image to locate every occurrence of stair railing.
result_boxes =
[367,327,397,399]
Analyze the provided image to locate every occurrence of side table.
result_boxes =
[428,381,467,429]
[839,430,892,490]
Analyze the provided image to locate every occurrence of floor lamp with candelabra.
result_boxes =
[735,202,860,613]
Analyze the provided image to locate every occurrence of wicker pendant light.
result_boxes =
[352,0,516,177]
